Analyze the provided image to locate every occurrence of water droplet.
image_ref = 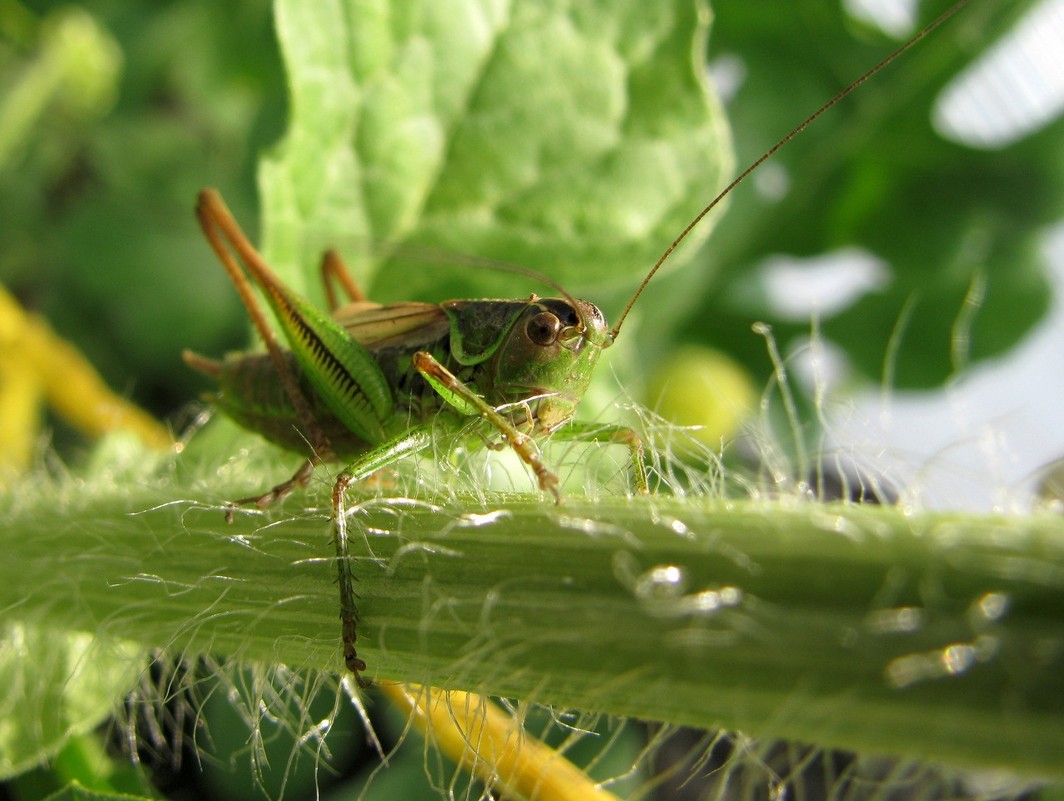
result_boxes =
[884,635,999,689]
[719,586,742,606]
[458,510,512,527]
[689,586,744,613]
[634,564,688,601]
[976,591,1009,622]
[940,643,975,675]
[866,606,924,634]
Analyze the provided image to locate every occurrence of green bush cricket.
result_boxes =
[186,1,969,687]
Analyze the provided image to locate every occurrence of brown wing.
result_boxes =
[331,301,450,350]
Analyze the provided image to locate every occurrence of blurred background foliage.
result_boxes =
[2,0,1059,438]
[681,0,1061,388]
[2,0,1062,798]
[1,0,283,429]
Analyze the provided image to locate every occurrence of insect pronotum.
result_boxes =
[186,0,970,686]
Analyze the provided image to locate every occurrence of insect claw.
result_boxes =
[342,613,371,687]
[538,472,562,504]
[346,649,371,688]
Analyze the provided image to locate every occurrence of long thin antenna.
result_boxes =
[608,0,971,342]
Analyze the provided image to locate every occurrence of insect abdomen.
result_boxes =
[185,350,372,460]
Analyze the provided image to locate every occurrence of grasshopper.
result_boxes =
[185,1,969,687]
[187,190,644,685]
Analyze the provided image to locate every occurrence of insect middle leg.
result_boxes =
[331,429,434,687]
[222,457,317,524]
[552,420,649,494]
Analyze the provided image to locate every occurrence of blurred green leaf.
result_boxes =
[0,624,142,779]
[0,1,285,416]
[0,7,120,168]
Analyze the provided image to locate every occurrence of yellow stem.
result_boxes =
[0,283,171,471]
[379,683,622,801]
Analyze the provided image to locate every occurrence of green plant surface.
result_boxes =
[0,625,142,779]
[1,446,1062,778]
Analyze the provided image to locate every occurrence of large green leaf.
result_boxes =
[259,0,732,305]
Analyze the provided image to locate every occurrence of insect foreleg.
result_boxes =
[412,351,562,502]
[553,421,648,494]
[332,429,434,686]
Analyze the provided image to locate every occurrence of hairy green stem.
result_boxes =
[3,467,1063,778]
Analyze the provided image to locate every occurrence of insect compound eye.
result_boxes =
[525,311,562,346]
